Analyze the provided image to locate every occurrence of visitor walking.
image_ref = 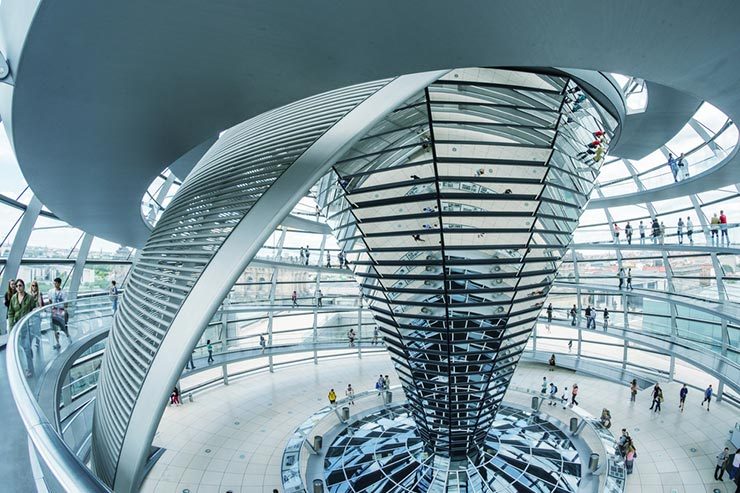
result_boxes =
[548,382,558,405]
[652,387,663,413]
[206,339,214,363]
[677,217,684,244]
[328,388,337,405]
[7,279,37,376]
[49,277,69,350]
[624,439,637,474]
[618,268,625,290]
[28,280,44,348]
[108,280,119,312]
[548,354,556,371]
[372,326,379,345]
[602,307,609,330]
[568,340,573,352]
[316,289,323,307]
[291,290,298,307]
[305,246,311,266]
[630,379,638,402]
[383,375,390,390]
[337,251,345,268]
[729,448,740,481]
[613,223,621,243]
[639,220,646,245]
[570,384,579,407]
[649,384,661,411]
[170,386,181,406]
[259,334,266,353]
[701,384,713,410]
[347,328,356,347]
[627,268,633,290]
[376,375,384,396]
[546,303,553,324]
[679,384,688,411]
[625,222,633,245]
[187,349,196,370]
[325,252,331,268]
[345,384,355,405]
[570,304,577,326]
[588,308,596,330]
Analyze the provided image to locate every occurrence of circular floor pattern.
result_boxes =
[323,404,582,492]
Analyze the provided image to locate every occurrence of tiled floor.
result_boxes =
[141,354,739,493]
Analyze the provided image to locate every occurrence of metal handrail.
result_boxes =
[5,295,112,493]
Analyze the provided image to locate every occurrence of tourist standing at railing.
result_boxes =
[686,217,694,245]
[677,217,685,244]
[613,222,621,243]
[4,279,16,334]
[328,388,337,405]
[720,210,729,246]
[660,221,666,244]
[299,246,305,265]
[627,268,633,290]
[8,279,37,377]
[617,268,625,290]
[546,303,553,326]
[602,307,609,330]
[711,213,720,246]
[28,280,44,349]
[624,439,637,474]
[652,218,661,244]
[316,289,323,307]
[667,153,678,182]
[108,280,119,312]
[639,220,646,245]
[678,152,688,179]
[584,305,592,328]
[625,222,633,245]
[337,251,345,269]
[291,290,298,307]
[49,277,69,350]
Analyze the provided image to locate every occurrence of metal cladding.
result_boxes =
[318,68,617,458]
[90,79,392,489]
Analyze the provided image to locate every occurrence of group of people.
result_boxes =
[297,246,351,268]
[3,277,92,376]
[666,152,689,182]
[290,289,324,308]
[642,381,714,413]
[540,375,581,409]
[611,211,730,247]
[616,429,638,474]
[327,384,356,406]
[569,304,611,330]
[327,376,392,407]
[710,210,731,246]
[617,268,633,290]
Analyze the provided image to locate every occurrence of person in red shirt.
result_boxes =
[719,210,729,246]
